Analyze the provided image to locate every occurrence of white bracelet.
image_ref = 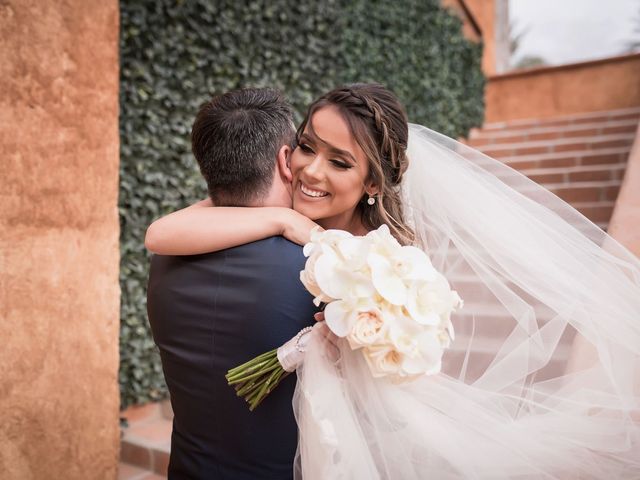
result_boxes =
[294,326,314,353]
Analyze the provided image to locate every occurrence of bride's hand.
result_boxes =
[279,209,321,246]
[313,313,340,362]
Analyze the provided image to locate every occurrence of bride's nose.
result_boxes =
[302,155,325,181]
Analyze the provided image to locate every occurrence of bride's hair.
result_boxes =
[296,83,415,244]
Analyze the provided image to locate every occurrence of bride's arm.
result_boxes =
[145,199,318,255]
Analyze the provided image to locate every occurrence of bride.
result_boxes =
[146,83,640,478]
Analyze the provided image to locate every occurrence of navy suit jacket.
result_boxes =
[147,237,316,479]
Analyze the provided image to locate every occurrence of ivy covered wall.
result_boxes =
[119,0,484,407]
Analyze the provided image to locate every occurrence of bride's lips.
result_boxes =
[298,181,329,199]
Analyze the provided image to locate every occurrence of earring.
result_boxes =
[367,195,376,205]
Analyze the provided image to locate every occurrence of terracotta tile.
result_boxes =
[140,474,166,480]
[153,450,170,476]
[118,462,149,480]
[127,419,172,446]
[160,400,174,420]
[120,442,151,470]
[122,403,161,425]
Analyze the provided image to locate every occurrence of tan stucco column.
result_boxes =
[0,1,120,478]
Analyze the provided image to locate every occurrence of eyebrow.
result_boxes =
[302,124,358,165]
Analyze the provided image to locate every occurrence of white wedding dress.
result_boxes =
[293,125,640,479]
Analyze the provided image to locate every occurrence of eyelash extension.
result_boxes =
[330,160,352,170]
[299,143,314,154]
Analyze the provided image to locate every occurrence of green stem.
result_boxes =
[226,357,281,384]
[226,351,278,379]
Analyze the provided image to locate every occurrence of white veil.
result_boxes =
[293,124,640,479]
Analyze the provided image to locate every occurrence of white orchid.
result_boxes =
[406,275,462,328]
[368,245,438,306]
[300,253,334,306]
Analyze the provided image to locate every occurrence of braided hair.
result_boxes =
[296,83,415,245]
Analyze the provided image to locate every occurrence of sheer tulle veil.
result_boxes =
[293,124,640,479]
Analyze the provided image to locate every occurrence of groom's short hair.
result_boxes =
[191,88,295,206]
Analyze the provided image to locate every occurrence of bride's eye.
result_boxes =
[330,159,352,170]
[299,143,315,154]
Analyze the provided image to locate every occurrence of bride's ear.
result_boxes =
[364,180,380,198]
[276,144,293,183]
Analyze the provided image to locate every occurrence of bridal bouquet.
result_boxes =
[301,225,462,381]
[226,225,462,409]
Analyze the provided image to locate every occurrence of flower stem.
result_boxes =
[226,348,290,411]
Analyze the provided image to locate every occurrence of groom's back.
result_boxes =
[147,237,315,479]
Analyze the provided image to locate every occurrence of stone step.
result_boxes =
[474,106,640,133]
[120,401,173,478]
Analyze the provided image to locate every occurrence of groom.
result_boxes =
[147,88,316,479]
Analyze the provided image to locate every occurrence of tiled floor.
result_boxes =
[119,401,172,479]
[118,462,164,480]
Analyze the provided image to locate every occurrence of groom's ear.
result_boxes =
[276,144,293,183]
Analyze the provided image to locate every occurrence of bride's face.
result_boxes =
[290,106,371,230]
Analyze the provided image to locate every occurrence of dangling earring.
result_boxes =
[367,195,376,206]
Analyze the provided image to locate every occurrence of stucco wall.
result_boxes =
[0,1,120,478]
[485,53,640,122]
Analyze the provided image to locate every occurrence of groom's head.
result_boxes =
[191,88,295,207]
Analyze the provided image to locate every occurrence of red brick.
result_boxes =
[533,119,571,128]
[601,125,638,135]
[480,148,513,158]
[609,112,640,122]
[493,134,527,144]
[603,185,621,202]
[575,205,614,223]
[580,153,624,166]
[514,146,549,155]
[553,142,588,152]
[567,169,611,182]
[526,172,565,184]
[571,115,610,124]
[591,139,633,149]
[527,131,561,141]
[503,160,539,170]
[553,187,601,203]
[562,128,599,138]
[466,137,491,148]
[613,167,628,180]
[536,157,577,168]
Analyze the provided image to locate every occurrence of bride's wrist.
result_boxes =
[268,207,295,237]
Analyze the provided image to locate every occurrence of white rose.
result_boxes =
[346,308,387,349]
[363,345,404,378]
